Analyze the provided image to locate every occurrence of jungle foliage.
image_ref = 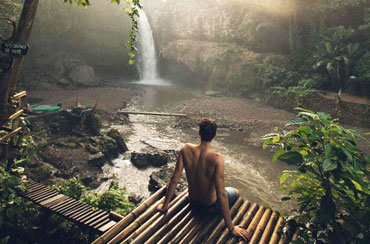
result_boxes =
[220,0,370,98]
[263,109,370,243]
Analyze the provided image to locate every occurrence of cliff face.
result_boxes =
[142,0,289,89]
[17,0,138,89]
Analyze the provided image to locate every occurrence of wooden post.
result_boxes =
[0,0,39,122]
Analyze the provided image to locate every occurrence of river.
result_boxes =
[97,84,296,213]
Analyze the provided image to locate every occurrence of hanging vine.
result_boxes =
[65,0,142,64]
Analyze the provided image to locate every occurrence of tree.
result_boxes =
[0,0,141,123]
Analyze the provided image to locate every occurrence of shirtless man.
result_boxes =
[157,118,250,241]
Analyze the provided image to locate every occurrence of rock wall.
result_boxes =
[17,0,139,89]
[141,0,289,89]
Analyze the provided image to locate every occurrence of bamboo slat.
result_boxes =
[278,234,286,244]
[0,127,21,142]
[12,91,27,100]
[99,221,118,233]
[107,196,166,244]
[95,218,112,230]
[178,214,211,244]
[292,227,302,241]
[125,192,189,244]
[268,217,284,244]
[92,186,166,244]
[169,212,203,243]
[238,205,265,244]
[191,214,221,244]
[249,208,272,244]
[90,215,111,228]
[259,212,279,244]
[157,208,194,244]
[204,197,244,244]
[8,110,23,121]
[215,201,251,244]
[144,203,192,244]
[110,212,124,220]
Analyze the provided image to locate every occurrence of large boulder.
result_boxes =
[68,64,100,86]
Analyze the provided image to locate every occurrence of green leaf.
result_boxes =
[323,159,337,171]
[273,149,285,162]
[351,180,363,191]
[277,152,303,165]
[280,173,290,184]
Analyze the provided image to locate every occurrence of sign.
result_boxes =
[0,42,29,56]
[0,57,13,70]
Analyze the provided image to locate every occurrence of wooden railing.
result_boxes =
[0,91,26,160]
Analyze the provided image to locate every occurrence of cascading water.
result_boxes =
[137,9,168,85]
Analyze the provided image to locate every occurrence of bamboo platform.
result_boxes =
[21,180,122,234]
[93,187,300,244]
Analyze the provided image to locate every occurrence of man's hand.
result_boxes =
[231,225,251,241]
[157,203,168,214]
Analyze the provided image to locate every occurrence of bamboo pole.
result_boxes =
[204,197,244,244]
[291,226,302,241]
[170,212,204,244]
[110,211,124,220]
[249,209,272,244]
[92,186,166,244]
[127,192,189,244]
[259,212,279,244]
[0,127,21,142]
[277,234,286,244]
[144,203,192,244]
[107,196,165,244]
[215,201,251,244]
[8,110,23,121]
[191,215,221,244]
[157,208,195,244]
[11,91,27,100]
[118,111,187,117]
[119,193,187,243]
[178,214,211,244]
[238,205,265,244]
[268,217,284,244]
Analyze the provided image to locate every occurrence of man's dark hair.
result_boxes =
[199,118,217,142]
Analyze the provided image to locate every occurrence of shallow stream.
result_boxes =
[98,84,296,212]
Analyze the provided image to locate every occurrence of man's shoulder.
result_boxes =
[181,143,197,150]
[206,151,223,164]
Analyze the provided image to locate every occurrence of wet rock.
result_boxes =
[88,152,105,168]
[128,194,144,205]
[149,164,187,194]
[85,113,101,135]
[28,165,52,182]
[86,143,100,154]
[107,129,128,153]
[131,151,173,169]
[68,64,100,86]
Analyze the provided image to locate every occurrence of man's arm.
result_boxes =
[157,148,184,213]
[214,155,250,241]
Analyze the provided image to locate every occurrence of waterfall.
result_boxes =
[137,9,167,85]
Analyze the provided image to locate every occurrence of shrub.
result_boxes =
[263,108,370,243]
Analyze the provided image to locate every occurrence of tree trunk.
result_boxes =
[0,0,39,123]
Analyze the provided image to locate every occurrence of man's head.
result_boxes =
[199,118,217,142]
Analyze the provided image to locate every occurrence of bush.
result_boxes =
[263,109,370,243]
[82,179,136,216]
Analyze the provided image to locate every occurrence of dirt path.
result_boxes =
[320,91,370,105]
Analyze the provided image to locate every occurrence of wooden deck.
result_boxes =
[21,180,122,234]
[93,186,301,244]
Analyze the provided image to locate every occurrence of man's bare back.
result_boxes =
[156,118,251,241]
[182,143,220,206]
